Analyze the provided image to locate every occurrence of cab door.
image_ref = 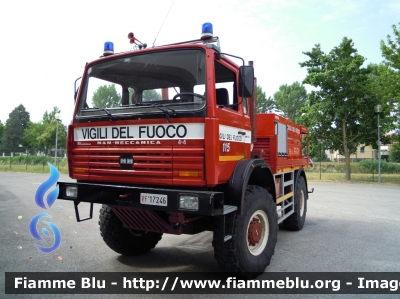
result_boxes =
[214,60,251,183]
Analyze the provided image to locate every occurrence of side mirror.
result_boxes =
[74,77,82,103]
[239,66,254,98]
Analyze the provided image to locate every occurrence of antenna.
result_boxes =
[153,1,174,47]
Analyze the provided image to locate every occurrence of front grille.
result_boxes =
[71,146,205,185]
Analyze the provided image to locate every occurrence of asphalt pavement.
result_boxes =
[1,172,399,298]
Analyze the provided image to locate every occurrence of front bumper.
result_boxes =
[57,181,224,216]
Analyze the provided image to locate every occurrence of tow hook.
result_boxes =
[308,188,314,194]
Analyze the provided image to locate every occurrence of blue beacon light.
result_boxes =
[103,41,114,56]
[201,22,213,40]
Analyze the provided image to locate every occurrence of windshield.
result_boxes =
[77,49,206,120]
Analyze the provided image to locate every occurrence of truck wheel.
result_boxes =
[213,185,278,277]
[99,205,162,255]
[283,176,307,231]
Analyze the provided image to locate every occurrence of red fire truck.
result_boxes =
[57,23,314,277]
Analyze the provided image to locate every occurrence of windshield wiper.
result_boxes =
[154,104,177,117]
[93,107,116,121]
[154,104,177,122]
[131,103,177,121]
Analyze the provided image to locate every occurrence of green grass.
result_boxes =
[306,161,400,184]
[305,172,400,184]
[0,156,68,174]
[310,161,400,174]
[0,163,68,174]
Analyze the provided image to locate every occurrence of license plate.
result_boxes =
[140,193,168,206]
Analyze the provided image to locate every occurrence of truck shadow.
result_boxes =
[115,231,221,272]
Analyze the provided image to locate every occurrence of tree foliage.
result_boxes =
[42,106,61,124]
[91,84,121,108]
[0,121,5,145]
[142,89,161,101]
[365,63,396,146]
[273,81,307,122]
[23,121,46,151]
[379,23,400,127]
[37,119,66,154]
[299,38,377,181]
[389,143,400,162]
[0,104,30,152]
[23,107,66,153]
[381,23,400,70]
[256,85,275,113]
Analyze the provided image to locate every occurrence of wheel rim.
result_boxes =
[299,189,305,217]
[246,210,269,256]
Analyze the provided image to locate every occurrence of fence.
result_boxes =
[0,150,68,173]
[306,160,400,184]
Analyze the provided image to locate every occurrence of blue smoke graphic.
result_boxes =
[29,213,62,253]
[35,163,60,210]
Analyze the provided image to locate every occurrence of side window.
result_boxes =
[215,62,238,111]
[194,84,206,102]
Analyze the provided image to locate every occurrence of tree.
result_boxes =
[366,63,397,148]
[299,38,377,181]
[42,106,61,124]
[389,143,400,162]
[23,121,46,151]
[36,119,66,155]
[0,121,5,145]
[91,84,121,108]
[142,89,161,101]
[307,133,330,162]
[256,85,275,113]
[274,82,308,123]
[379,23,400,127]
[381,23,400,70]
[0,105,30,153]
[23,107,66,154]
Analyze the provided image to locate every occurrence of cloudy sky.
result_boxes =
[0,0,398,125]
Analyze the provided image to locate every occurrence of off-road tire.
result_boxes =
[99,205,162,255]
[212,185,278,277]
[283,176,307,231]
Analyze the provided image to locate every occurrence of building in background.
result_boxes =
[329,144,390,162]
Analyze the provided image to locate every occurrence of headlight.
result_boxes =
[65,185,78,199]
[179,194,199,211]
